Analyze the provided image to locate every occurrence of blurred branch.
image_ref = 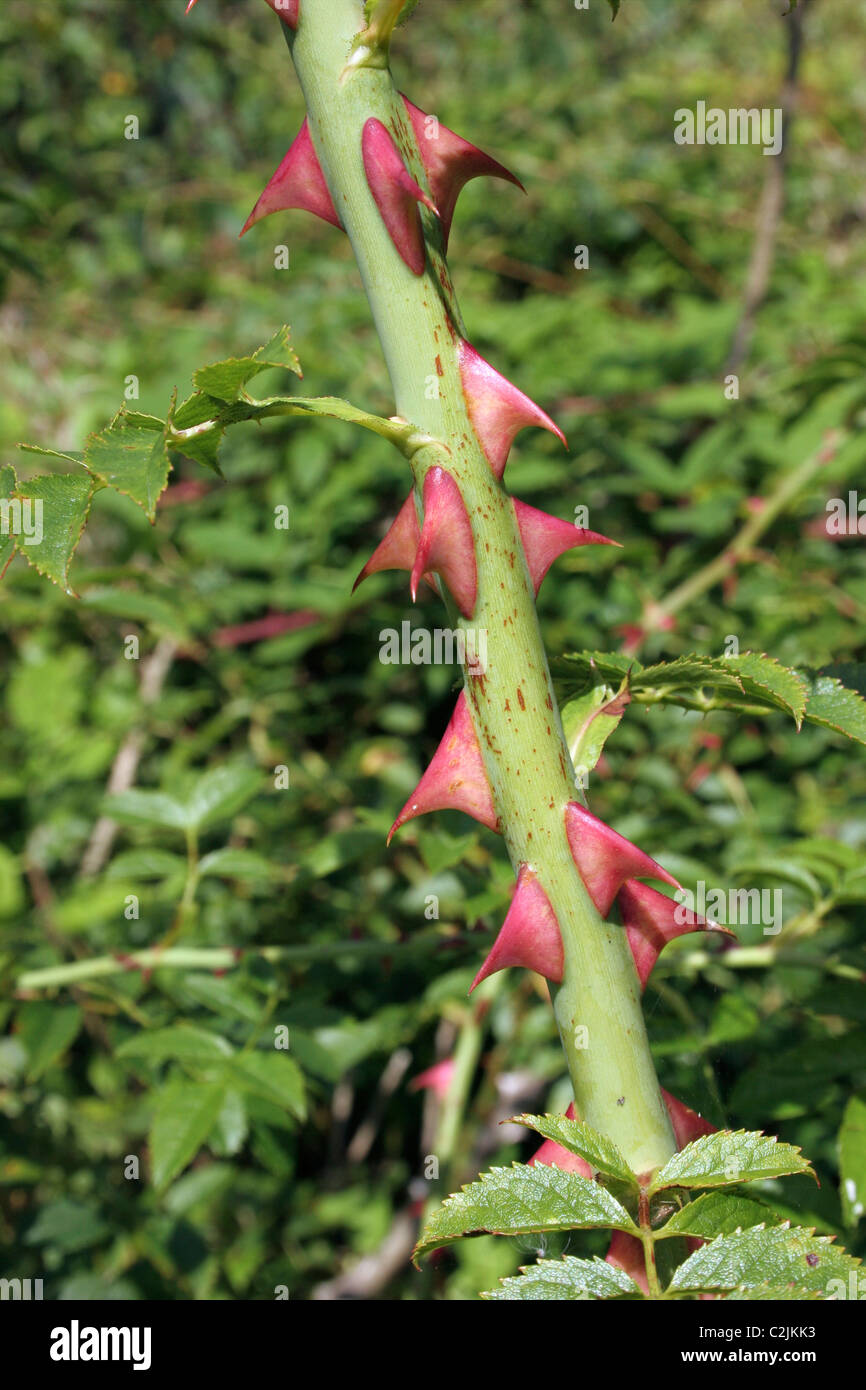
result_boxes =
[15,929,475,992]
[629,430,842,651]
[79,637,177,879]
[725,0,810,373]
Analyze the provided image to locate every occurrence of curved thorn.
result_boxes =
[410,467,477,618]
[565,802,681,918]
[388,692,498,841]
[470,866,564,992]
[457,340,567,478]
[513,497,618,594]
[240,118,341,235]
[362,118,438,274]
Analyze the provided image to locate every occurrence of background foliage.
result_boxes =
[1,0,865,1299]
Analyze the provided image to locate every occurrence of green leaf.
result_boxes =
[668,1224,860,1295]
[839,1093,866,1227]
[17,1003,82,1080]
[723,653,808,726]
[482,1255,643,1301]
[12,472,95,592]
[117,1026,233,1065]
[198,847,281,881]
[657,1191,782,1240]
[512,1113,638,1189]
[149,1078,226,1191]
[105,766,260,834]
[84,407,171,521]
[182,765,262,831]
[561,687,629,778]
[24,1199,110,1253]
[413,1163,637,1263]
[103,788,188,831]
[227,1051,306,1120]
[799,669,866,746]
[0,464,18,577]
[650,1130,814,1194]
[192,326,301,403]
[723,1283,823,1301]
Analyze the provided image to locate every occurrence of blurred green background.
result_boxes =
[1,0,866,1299]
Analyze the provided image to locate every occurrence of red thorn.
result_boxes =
[606,1231,650,1293]
[188,0,299,27]
[513,498,618,594]
[388,692,498,841]
[617,879,734,990]
[470,866,564,992]
[240,118,340,236]
[410,1058,455,1100]
[457,340,567,478]
[565,803,681,918]
[661,1089,718,1147]
[353,491,420,592]
[362,118,438,275]
[402,97,523,248]
[410,467,477,618]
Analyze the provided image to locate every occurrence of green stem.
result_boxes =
[288,0,676,1174]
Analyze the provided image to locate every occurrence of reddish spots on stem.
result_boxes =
[516,688,525,711]
[435,354,443,376]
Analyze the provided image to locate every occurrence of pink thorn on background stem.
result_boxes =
[410,1058,456,1100]
[565,802,681,918]
[410,467,477,618]
[457,340,567,478]
[616,879,733,990]
[402,97,523,248]
[513,497,617,594]
[353,491,420,592]
[362,118,438,275]
[388,692,499,841]
[660,1089,717,1147]
[606,1230,650,1293]
[187,0,299,26]
[470,866,564,992]
[240,118,341,235]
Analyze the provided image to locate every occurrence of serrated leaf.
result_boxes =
[117,1026,233,1065]
[11,472,95,592]
[723,1283,823,1301]
[226,1051,306,1120]
[635,656,744,695]
[482,1255,642,1301]
[669,1224,860,1295]
[799,670,866,746]
[414,1162,637,1262]
[84,407,171,521]
[839,1093,866,1227]
[149,1078,226,1191]
[512,1114,638,1188]
[658,1191,781,1240]
[650,1130,814,1194]
[724,653,808,726]
[192,326,301,403]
